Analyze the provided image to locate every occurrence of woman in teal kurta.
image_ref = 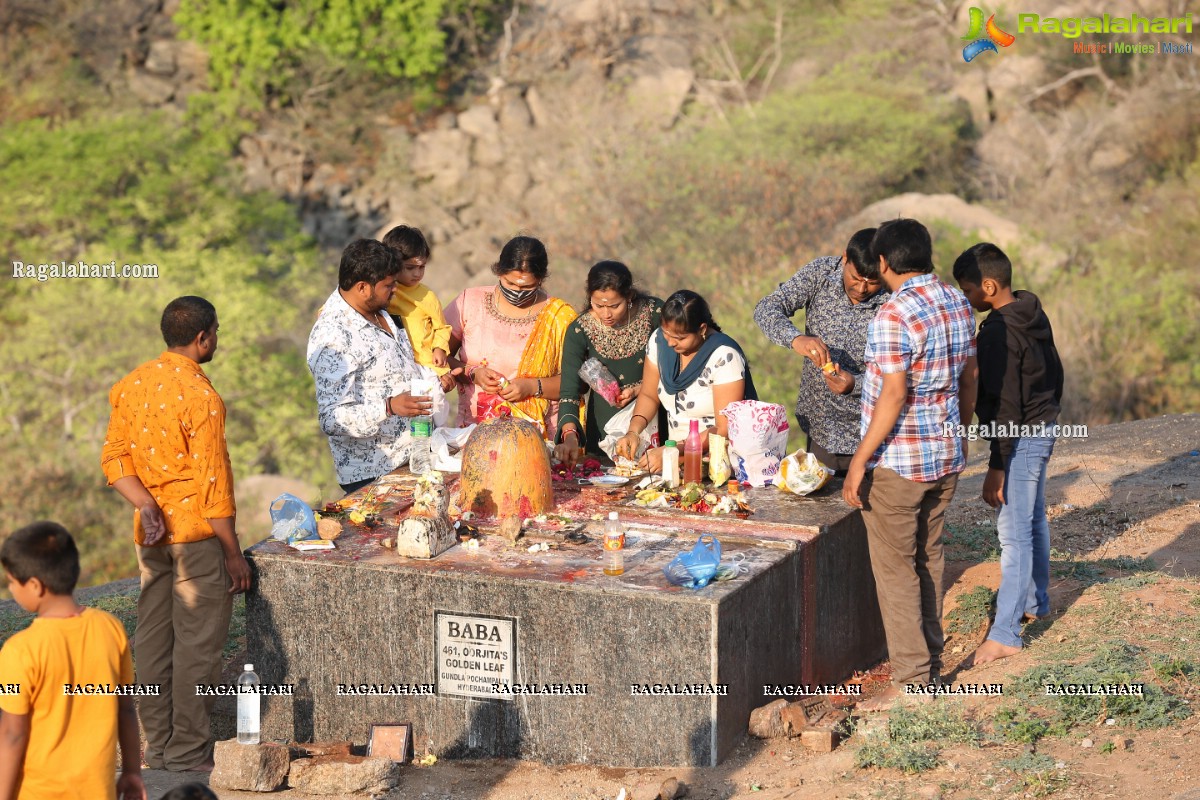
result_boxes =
[554,261,662,468]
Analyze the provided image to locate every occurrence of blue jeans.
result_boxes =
[988,433,1055,648]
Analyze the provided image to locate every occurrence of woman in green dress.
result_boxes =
[554,261,662,468]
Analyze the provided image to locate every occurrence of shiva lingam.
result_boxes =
[458,415,553,542]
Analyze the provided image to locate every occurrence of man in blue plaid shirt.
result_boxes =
[843,219,978,710]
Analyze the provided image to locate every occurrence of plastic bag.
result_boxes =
[270,493,318,545]
[663,534,722,589]
[709,433,731,485]
[579,358,622,405]
[778,450,834,496]
[430,425,476,472]
[721,400,790,487]
[475,392,545,435]
[408,373,450,428]
[599,401,659,461]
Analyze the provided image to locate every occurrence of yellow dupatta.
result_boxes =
[505,298,576,436]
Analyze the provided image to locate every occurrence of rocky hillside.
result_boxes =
[1,0,1196,585]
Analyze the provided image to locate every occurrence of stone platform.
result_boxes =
[246,478,884,767]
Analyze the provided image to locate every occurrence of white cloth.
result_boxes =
[307,289,436,484]
[646,329,747,442]
[598,401,659,461]
[430,425,475,472]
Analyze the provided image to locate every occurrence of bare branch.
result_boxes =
[499,1,520,78]
[1024,65,1120,105]
[758,4,785,101]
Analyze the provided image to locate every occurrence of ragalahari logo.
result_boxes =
[962,7,1017,61]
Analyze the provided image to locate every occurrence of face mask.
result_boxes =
[499,283,539,307]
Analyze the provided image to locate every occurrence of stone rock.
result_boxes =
[379,196,462,246]
[800,727,839,752]
[436,226,503,284]
[499,95,533,133]
[174,40,210,84]
[1089,145,1132,172]
[303,207,356,247]
[396,478,456,558]
[411,129,471,189]
[395,516,457,558]
[306,163,339,202]
[986,56,1046,116]
[541,0,606,24]
[288,755,400,795]
[499,169,532,200]
[748,698,789,738]
[780,696,830,732]
[612,38,694,128]
[622,35,692,70]
[210,739,290,792]
[799,711,847,753]
[457,104,500,139]
[273,159,306,197]
[473,137,506,168]
[953,69,991,132]
[627,68,693,128]
[498,515,523,543]
[660,776,685,798]
[846,193,1021,250]
[144,40,178,76]
[524,86,549,128]
[630,777,685,800]
[127,70,175,105]
[291,740,353,758]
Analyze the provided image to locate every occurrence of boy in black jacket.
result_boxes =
[954,243,1064,665]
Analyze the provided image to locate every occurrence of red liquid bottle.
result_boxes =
[683,419,704,484]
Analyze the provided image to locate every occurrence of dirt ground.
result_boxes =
[142,414,1200,799]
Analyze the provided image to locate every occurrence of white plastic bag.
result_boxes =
[430,425,475,472]
[778,450,834,496]
[408,371,451,428]
[598,402,659,461]
[721,400,790,487]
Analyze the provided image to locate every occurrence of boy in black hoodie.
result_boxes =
[953,243,1064,665]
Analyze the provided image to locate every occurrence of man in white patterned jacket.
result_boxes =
[307,238,439,494]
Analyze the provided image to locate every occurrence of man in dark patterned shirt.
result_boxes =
[753,229,889,473]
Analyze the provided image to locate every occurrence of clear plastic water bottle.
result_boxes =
[410,377,436,430]
[237,664,260,744]
[409,419,433,475]
[603,511,625,576]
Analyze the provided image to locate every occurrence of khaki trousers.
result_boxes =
[135,536,232,770]
[860,466,959,687]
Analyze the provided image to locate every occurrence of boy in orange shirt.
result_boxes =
[0,522,145,800]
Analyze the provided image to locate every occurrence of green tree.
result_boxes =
[175,0,489,116]
[0,112,333,585]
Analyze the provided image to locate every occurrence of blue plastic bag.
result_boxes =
[663,534,722,589]
[269,493,318,545]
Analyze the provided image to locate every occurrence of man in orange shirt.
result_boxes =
[101,296,252,772]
